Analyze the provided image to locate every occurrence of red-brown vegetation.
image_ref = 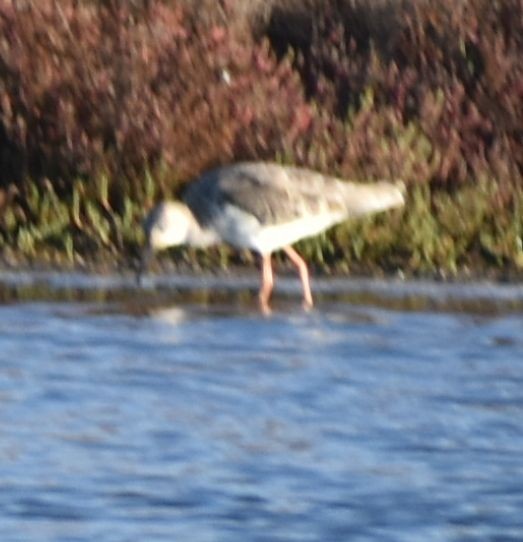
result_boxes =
[0,0,521,272]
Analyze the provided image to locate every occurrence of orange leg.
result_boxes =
[259,253,274,314]
[283,246,313,310]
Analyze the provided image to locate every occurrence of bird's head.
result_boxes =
[136,201,192,284]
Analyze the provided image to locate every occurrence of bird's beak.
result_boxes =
[136,244,153,286]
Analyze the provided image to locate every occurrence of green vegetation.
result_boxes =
[0,0,521,277]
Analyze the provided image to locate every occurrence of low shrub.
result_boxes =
[0,0,521,274]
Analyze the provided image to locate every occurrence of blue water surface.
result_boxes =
[0,274,522,541]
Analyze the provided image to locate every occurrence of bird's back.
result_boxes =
[184,162,349,227]
[183,162,403,227]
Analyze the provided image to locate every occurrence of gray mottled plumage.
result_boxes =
[183,162,351,227]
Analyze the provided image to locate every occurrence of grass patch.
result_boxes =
[1,171,522,279]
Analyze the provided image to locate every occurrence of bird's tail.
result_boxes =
[341,180,405,217]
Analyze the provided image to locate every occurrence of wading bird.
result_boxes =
[138,162,405,312]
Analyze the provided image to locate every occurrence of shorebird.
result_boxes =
[138,162,405,311]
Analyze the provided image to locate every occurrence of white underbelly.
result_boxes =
[211,204,345,254]
[250,213,345,254]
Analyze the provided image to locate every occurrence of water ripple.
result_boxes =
[0,289,522,541]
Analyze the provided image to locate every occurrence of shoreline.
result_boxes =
[1,258,522,283]
[2,263,523,315]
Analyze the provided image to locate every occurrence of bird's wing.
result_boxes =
[184,163,347,227]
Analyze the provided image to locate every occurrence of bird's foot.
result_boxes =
[302,297,314,312]
[259,295,272,316]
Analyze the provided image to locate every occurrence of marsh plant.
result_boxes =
[0,0,521,276]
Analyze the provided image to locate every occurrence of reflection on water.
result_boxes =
[1,273,523,541]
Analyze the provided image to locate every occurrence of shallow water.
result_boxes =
[1,273,523,541]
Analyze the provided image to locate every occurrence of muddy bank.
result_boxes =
[1,266,523,315]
